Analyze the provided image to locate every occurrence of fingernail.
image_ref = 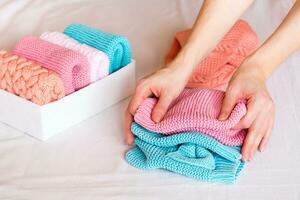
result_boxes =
[242,157,248,162]
[218,114,227,121]
[259,146,265,152]
[126,138,133,146]
[248,156,252,161]
[153,115,162,123]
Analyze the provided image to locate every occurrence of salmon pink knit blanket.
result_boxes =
[14,36,90,95]
[165,20,259,89]
[134,89,247,146]
[0,51,65,105]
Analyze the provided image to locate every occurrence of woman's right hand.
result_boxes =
[124,61,190,145]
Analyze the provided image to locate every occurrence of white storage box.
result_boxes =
[0,61,136,141]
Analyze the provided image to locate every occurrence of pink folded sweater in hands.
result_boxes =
[14,36,90,95]
[134,89,247,146]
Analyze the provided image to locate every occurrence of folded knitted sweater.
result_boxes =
[40,32,109,82]
[0,51,65,105]
[64,24,132,74]
[165,20,259,89]
[134,89,247,146]
[14,36,90,95]
[126,123,245,184]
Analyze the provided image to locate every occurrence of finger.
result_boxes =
[259,117,274,152]
[152,92,174,123]
[124,108,134,145]
[241,114,269,161]
[218,87,240,120]
[128,86,152,115]
[234,96,260,129]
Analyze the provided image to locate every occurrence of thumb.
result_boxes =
[218,88,239,120]
[152,93,173,123]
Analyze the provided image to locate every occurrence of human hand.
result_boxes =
[124,61,191,145]
[218,59,275,161]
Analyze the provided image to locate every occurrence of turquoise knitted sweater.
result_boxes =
[64,24,131,74]
[126,123,245,184]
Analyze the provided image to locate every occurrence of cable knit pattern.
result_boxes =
[0,51,65,105]
[64,23,131,74]
[126,123,245,184]
[134,89,247,146]
[165,20,259,89]
[40,32,109,82]
[14,36,90,95]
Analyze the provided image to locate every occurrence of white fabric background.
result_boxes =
[0,0,299,199]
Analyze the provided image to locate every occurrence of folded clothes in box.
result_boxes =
[0,23,132,106]
[0,24,135,140]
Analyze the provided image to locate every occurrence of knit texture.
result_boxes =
[64,23,131,74]
[165,20,259,89]
[134,89,247,146]
[14,36,90,95]
[40,32,109,82]
[0,51,65,105]
[126,123,245,184]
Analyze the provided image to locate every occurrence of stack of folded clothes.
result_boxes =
[125,20,259,184]
[0,24,131,105]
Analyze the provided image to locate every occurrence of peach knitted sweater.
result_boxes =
[165,20,259,89]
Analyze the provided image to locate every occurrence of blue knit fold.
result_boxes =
[64,24,132,74]
[126,123,245,184]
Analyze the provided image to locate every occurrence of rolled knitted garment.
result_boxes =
[0,51,65,105]
[64,24,131,74]
[126,123,245,184]
[14,36,90,95]
[40,32,109,82]
[165,20,259,89]
[134,89,247,146]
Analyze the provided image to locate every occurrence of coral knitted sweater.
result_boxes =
[165,20,259,89]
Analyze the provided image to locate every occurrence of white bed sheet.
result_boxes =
[0,0,299,199]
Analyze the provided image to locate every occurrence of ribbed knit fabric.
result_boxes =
[165,20,259,89]
[0,51,65,105]
[64,24,131,74]
[134,89,247,146]
[126,123,245,184]
[40,32,109,82]
[13,36,90,95]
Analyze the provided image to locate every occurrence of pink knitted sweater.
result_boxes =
[14,36,90,95]
[134,89,247,146]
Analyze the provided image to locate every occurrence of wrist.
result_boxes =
[168,47,203,74]
[241,54,274,81]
